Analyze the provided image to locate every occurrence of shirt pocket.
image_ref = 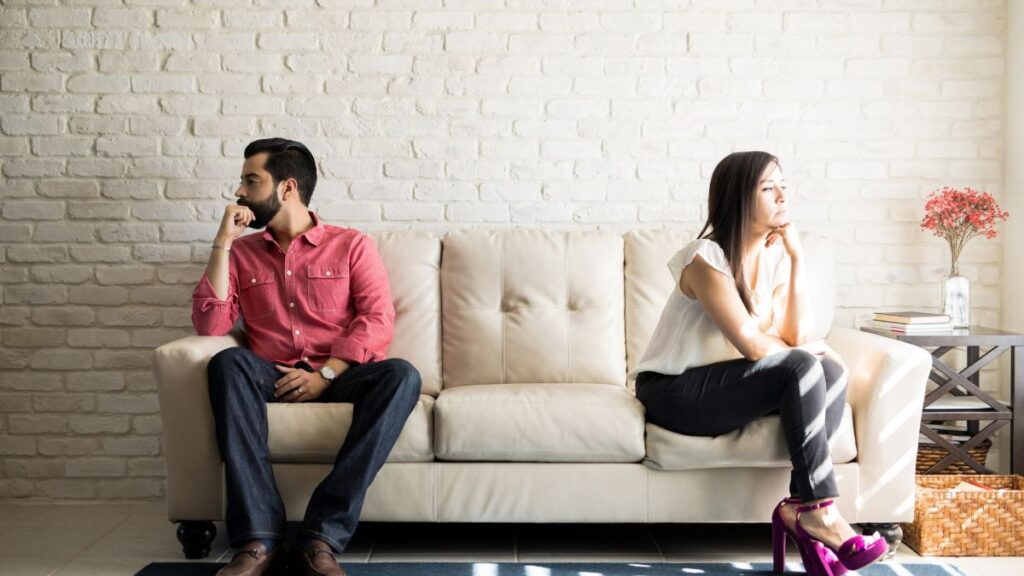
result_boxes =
[239,270,277,321]
[306,263,350,312]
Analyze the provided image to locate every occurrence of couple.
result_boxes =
[193,139,885,576]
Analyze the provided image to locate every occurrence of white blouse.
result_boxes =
[630,238,790,379]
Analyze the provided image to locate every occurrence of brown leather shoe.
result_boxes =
[289,539,346,576]
[216,541,283,576]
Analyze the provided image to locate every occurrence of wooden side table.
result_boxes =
[859,326,1023,474]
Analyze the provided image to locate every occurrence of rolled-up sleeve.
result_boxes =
[192,268,239,337]
[330,234,395,364]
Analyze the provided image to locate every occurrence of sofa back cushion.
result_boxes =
[624,230,835,384]
[371,231,442,396]
[441,230,626,388]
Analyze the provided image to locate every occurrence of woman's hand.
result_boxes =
[766,222,804,262]
[273,365,329,403]
[798,340,845,369]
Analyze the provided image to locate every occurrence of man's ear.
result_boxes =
[279,178,299,203]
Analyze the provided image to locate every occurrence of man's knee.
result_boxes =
[208,347,248,378]
[378,358,422,398]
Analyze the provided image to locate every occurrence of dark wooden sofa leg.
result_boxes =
[177,521,217,559]
[859,523,902,558]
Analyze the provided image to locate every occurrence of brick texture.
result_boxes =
[0,1,1010,499]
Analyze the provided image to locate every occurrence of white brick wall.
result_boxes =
[0,1,1009,499]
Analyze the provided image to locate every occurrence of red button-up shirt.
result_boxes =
[191,212,394,367]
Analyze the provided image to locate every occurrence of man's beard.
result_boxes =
[238,190,282,229]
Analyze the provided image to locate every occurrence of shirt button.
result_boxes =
[289,302,295,308]
[303,357,309,362]
[326,271,332,276]
[251,278,256,283]
[294,329,300,335]
[286,270,292,276]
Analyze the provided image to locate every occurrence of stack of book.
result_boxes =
[872,311,953,333]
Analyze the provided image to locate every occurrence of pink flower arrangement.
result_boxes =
[920,186,1009,276]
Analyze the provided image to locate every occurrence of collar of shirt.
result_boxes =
[259,210,325,248]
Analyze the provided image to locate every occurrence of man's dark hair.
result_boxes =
[244,138,318,206]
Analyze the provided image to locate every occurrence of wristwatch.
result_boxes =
[318,365,336,382]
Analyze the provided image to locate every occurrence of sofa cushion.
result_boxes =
[434,383,645,462]
[441,230,626,389]
[644,402,857,470]
[371,231,442,396]
[267,394,434,463]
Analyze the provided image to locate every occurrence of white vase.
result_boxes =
[942,274,970,328]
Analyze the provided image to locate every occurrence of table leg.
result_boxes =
[1013,346,1022,475]
[966,346,980,434]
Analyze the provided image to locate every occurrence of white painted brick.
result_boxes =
[510,159,572,180]
[349,55,413,75]
[480,182,541,201]
[30,52,94,73]
[93,8,153,29]
[28,8,91,28]
[350,182,413,201]
[446,203,510,222]
[350,11,412,30]
[383,160,444,178]
[414,182,477,201]
[446,160,509,180]
[445,31,506,53]
[540,13,600,32]
[509,33,574,54]
[154,9,216,29]
[541,140,601,159]
[572,203,638,223]
[383,31,443,52]
[546,99,609,118]
[383,203,443,221]
[224,9,283,29]
[2,72,62,92]
[480,139,537,158]
[476,12,537,31]
[413,11,473,31]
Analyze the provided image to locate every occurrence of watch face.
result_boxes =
[320,366,336,380]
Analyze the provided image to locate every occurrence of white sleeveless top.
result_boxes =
[630,238,790,379]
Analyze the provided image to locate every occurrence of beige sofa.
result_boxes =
[153,229,932,558]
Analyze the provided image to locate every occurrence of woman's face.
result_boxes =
[752,162,788,233]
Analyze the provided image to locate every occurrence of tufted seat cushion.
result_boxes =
[434,383,646,462]
[644,402,857,470]
[267,395,434,463]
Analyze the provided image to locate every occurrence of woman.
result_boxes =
[632,152,886,576]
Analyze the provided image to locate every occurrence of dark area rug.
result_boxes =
[135,561,966,576]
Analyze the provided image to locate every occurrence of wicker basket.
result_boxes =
[915,439,992,475]
[902,475,1024,556]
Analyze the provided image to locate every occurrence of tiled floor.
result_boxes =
[0,501,1020,576]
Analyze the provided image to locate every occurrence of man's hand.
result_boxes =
[215,204,255,247]
[273,365,329,403]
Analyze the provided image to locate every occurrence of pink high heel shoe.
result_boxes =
[771,498,847,576]
[795,500,888,572]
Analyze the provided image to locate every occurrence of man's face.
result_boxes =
[235,153,282,230]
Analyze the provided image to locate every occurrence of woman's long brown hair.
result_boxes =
[696,151,779,315]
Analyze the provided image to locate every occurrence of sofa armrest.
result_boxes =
[153,335,241,521]
[828,326,932,523]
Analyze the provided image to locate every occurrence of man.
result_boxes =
[192,138,421,576]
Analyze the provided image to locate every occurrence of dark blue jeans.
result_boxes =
[207,347,421,553]
[636,348,847,501]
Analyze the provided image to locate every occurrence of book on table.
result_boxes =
[873,319,954,333]
[873,311,952,324]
